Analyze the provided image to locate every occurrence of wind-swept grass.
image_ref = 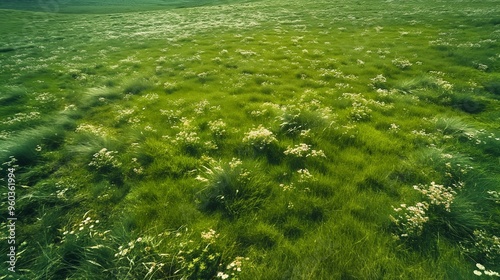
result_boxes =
[1,0,500,279]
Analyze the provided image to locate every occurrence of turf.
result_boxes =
[1,0,499,279]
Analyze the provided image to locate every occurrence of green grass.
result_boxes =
[1,0,500,279]
[0,0,259,13]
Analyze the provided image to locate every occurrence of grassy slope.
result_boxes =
[0,0,500,279]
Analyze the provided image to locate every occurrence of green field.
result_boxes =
[1,0,500,279]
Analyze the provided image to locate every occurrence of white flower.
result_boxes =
[217,272,229,279]
[473,270,482,276]
[485,270,500,276]
[413,182,456,212]
[392,58,412,69]
[243,125,277,149]
[370,74,386,84]
[477,64,488,71]
[201,229,219,242]
[195,175,209,183]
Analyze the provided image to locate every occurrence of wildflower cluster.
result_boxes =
[35,92,57,103]
[341,92,391,121]
[111,227,248,279]
[175,229,229,279]
[390,202,429,238]
[476,63,489,71]
[487,191,500,204]
[88,148,122,170]
[0,130,12,140]
[194,100,210,114]
[140,93,159,101]
[319,68,347,79]
[413,181,457,212]
[208,119,227,137]
[460,230,500,277]
[470,230,500,261]
[52,180,76,201]
[163,81,178,93]
[115,108,136,123]
[115,236,149,258]
[463,129,500,146]
[473,263,499,277]
[160,108,182,124]
[389,123,400,133]
[284,143,326,158]
[131,157,144,175]
[435,78,453,91]
[411,129,438,144]
[75,123,107,136]
[297,168,315,183]
[176,130,201,145]
[351,101,372,121]
[61,213,109,243]
[113,234,168,279]
[243,125,277,149]
[201,229,219,243]
[280,183,295,191]
[370,74,386,88]
[228,157,243,169]
[2,112,41,126]
[173,118,202,151]
[375,88,398,97]
[392,58,413,69]
[237,49,257,56]
[391,180,462,238]
[216,256,249,279]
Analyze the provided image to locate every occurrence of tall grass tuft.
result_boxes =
[197,159,271,218]
[0,124,67,165]
[0,85,28,106]
[483,79,500,96]
[123,78,153,95]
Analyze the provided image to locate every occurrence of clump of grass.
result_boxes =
[123,78,153,95]
[80,87,122,109]
[390,180,474,243]
[450,94,487,114]
[0,124,67,165]
[113,228,249,280]
[283,142,326,169]
[394,75,437,92]
[0,85,27,106]
[435,116,472,136]
[483,79,500,96]
[278,105,328,137]
[240,124,282,163]
[196,158,270,218]
[242,125,277,149]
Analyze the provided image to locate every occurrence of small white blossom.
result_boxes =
[243,125,277,149]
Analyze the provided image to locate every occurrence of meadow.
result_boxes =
[0,0,499,279]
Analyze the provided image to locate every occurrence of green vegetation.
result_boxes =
[1,0,499,279]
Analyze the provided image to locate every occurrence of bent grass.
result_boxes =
[1,0,499,279]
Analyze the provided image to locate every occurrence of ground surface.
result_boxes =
[0,0,500,279]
